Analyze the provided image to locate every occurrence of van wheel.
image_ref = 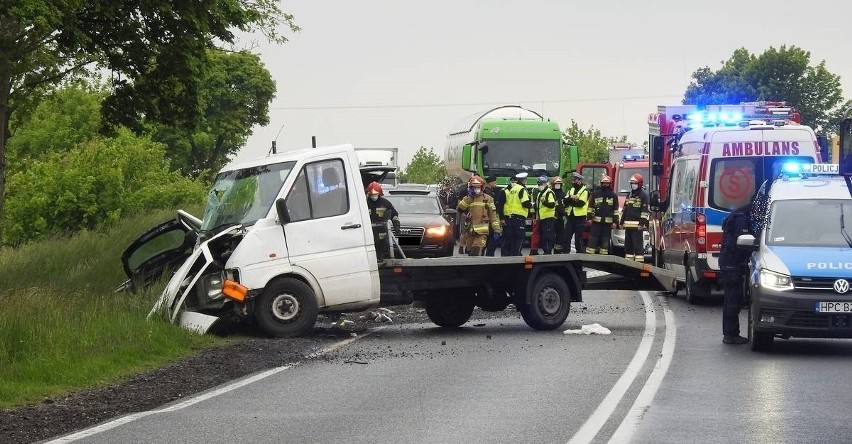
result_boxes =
[425,301,474,328]
[255,279,318,337]
[685,268,710,304]
[520,273,571,330]
[749,304,774,352]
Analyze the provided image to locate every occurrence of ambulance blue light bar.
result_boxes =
[622,154,647,161]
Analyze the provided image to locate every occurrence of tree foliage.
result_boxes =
[399,147,446,184]
[6,81,105,168]
[152,49,277,177]
[684,46,844,134]
[562,120,626,165]
[0,0,298,246]
[3,128,206,246]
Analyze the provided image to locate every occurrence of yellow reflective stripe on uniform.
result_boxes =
[623,221,640,228]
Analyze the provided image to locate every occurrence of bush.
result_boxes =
[3,128,207,246]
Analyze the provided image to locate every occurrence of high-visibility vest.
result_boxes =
[503,183,530,218]
[536,187,556,219]
[566,185,589,217]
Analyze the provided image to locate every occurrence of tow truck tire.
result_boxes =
[255,279,318,337]
[520,272,571,330]
[748,305,774,352]
[425,301,474,328]
[685,268,710,304]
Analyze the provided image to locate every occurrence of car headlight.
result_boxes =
[425,225,448,237]
[759,269,792,290]
[205,271,225,300]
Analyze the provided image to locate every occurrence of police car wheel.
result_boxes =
[749,306,774,352]
[255,278,319,337]
[520,272,571,330]
[425,301,474,328]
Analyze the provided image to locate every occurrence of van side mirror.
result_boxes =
[461,144,472,171]
[736,234,759,251]
[649,189,668,212]
[276,198,291,224]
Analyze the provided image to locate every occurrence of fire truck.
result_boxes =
[575,144,650,257]
[646,101,824,303]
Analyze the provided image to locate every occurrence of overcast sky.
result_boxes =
[236,0,852,168]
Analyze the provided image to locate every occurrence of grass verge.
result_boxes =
[0,207,226,409]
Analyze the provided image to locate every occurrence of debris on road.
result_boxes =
[563,323,612,335]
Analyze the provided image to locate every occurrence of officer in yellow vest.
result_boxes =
[563,172,590,254]
[501,172,532,256]
[534,175,558,254]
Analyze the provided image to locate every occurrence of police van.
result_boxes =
[650,115,823,303]
[737,163,852,351]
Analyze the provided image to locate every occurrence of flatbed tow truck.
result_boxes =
[123,144,677,336]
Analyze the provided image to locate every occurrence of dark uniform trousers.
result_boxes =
[501,216,526,256]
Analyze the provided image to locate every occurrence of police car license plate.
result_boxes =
[815,302,852,313]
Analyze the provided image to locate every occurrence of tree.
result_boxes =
[0,1,298,247]
[152,49,277,177]
[562,120,625,165]
[399,147,446,184]
[684,46,844,134]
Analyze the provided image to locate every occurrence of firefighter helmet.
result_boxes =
[366,181,383,196]
[600,174,612,184]
[468,175,484,189]
[629,173,643,186]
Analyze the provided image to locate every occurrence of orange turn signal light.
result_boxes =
[222,280,248,303]
[524,256,533,270]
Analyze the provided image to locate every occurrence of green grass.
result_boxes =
[0,206,226,409]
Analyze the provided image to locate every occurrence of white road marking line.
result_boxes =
[45,333,367,443]
[608,295,677,443]
[567,290,657,444]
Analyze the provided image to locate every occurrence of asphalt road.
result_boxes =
[49,279,852,443]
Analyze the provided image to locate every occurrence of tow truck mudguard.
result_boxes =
[522,262,583,305]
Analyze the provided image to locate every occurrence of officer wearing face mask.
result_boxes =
[457,175,501,256]
[551,177,567,253]
[620,173,649,262]
[366,181,400,260]
[563,172,590,254]
[534,175,557,254]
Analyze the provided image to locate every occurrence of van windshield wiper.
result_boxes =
[841,204,852,248]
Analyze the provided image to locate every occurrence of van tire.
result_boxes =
[425,301,474,328]
[685,268,710,304]
[255,279,318,337]
[520,272,571,330]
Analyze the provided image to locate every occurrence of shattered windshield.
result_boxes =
[201,161,296,234]
[766,199,852,248]
[482,139,561,177]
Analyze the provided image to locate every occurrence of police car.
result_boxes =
[737,163,852,351]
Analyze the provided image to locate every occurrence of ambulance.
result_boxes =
[736,163,852,351]
[647,102,823,303]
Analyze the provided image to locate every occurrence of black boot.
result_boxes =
[468,246,482,256]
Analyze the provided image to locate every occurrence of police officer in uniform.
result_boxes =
[366,181,401,260]
[586,174,618,255]
[534,175,558,254]
[457,176,501,256]
[719,202,754,344]
[563,172,590,254]
[501,172,532,256]
[551,177,567,253]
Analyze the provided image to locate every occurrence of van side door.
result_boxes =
[280,156,379,307]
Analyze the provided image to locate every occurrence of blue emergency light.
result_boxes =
[622,154,646,161]
[686,111,744,126]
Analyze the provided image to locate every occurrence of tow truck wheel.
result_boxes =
[520,272,571,330]
[425,301,474,328]
[748,304,774,352]
[255,279,319,337]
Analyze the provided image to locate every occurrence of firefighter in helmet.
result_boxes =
[551,176,567,253]
[619,173,649,262]
[457,175,501,256]
[585,174,618,254]
[366,181,400,260]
